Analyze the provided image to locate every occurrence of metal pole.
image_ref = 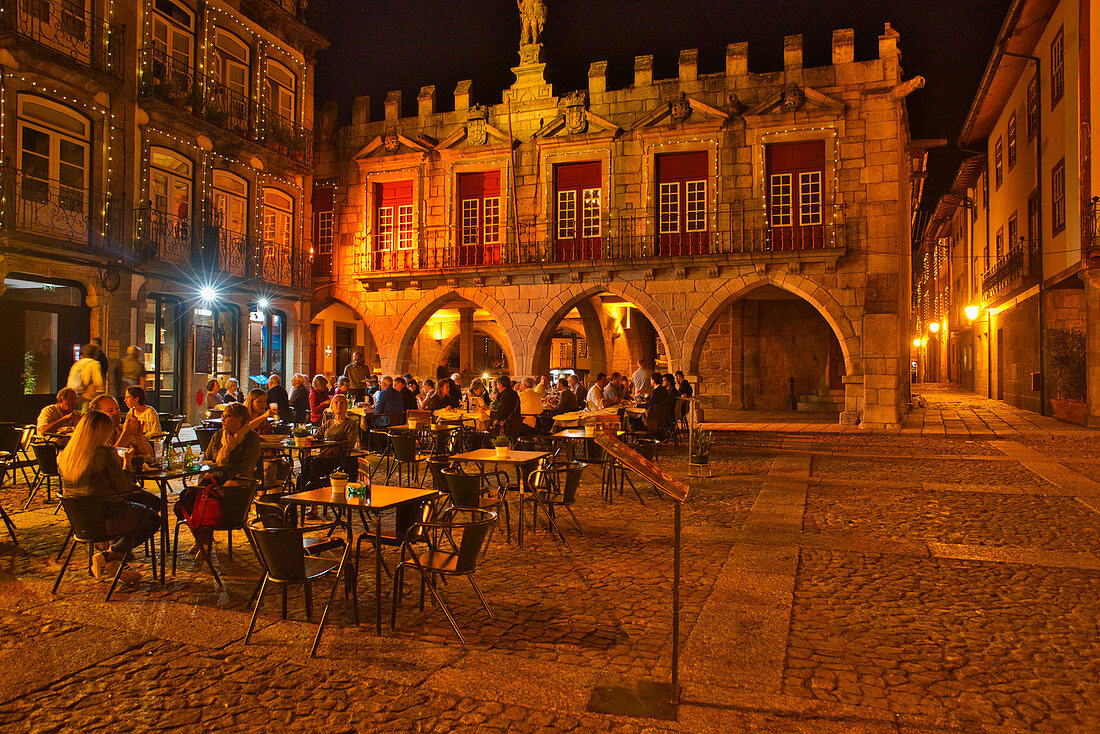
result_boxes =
[672,500,681,703]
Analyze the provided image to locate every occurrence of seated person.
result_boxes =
[265,375,291,421]
[301,394,360,490]
[441,377,462,409]
[586,373,610,411]
[221,377,244,404]
[418,379,436,409]
[57,410,163,583]
[422,378,454,413]
[633,373,675,433]
[488,375,521,437]
[467,379,491,409]
[89,395,154,461]
[603,373,626,406]
[372,376,404,428]
[204,379,222,411]
[245,388,276,435]
[37,387,81,436]
[395,376,418,413]
[551,377,578,415]
[518,377,544,432]
[122,385,162,439]
[309,375,331,425]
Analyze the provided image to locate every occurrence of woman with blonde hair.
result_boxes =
[58,411,162,582]
[245,388,276,434]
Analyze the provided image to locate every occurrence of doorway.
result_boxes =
[334,325,354,373]
[996,328,1005,400]
[143,295,184,413]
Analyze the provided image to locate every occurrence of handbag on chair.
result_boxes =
[184,480,222,528]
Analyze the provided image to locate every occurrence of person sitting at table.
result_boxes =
[300,394,360,491]
[603,372,626,406]
[674,370,693,419]
[266,374,290,420]
[518,377,544,434]
[586,373,610,411]
[245,388,276,435]
[309,375,331,425]
[289,374,311,423]
[395,376,418,413]
[222,378,243,404]
[90,395,155,460]
[633,373,675,434]
[570,374,586,408]
[334,376,352,399]
[417,379,436,409]
[467,378,491,410]
[176,402,261,557]
[422,378,454,413]
[122,385,162,439]
[533,375,551,397]
[488,375,521,437]
[365,375,381,405]
[37,387,81,436]
[372,376,403,428]
[403,373,420,401]
[204,379,222,411]
[551,377,578,415]
[58,410,163,584]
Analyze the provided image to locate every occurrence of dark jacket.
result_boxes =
[62,445,133,498]
[289,384,310,423]
[205,429,263,480]
[489,386,522,437]
[267,384,290,418]
[552,388,578,415]
[400,388,418,412]
[423,393,448,412]
[373,387,405,427]
[644,385,675,431]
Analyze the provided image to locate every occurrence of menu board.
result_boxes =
[193,324,213,374]
[595,435,690,503]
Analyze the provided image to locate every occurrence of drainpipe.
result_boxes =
[1003,51,1044,415]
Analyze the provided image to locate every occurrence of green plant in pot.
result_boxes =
[492,435,511,457]
[689,426,712,465]
[1047,327,1086,423]
[292,426,311,446]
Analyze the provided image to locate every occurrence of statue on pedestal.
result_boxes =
[517,0,546,46]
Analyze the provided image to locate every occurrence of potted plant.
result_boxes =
[689,426,712,465]
[492,435,510,458]
[1048,327,1087,424]
[292,426,312,447]
[329,470,348,496]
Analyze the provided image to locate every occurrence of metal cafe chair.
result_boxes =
[244,517,356,658]
[25,441,61,509]
[439,464,511,544]
[172,480,259,587]
[523,460,587,538]
[54,496,158,602]
[391,507,497,645]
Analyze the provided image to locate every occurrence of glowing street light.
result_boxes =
[199,285,219,303]
[928,321,940,334]
[965,305,980,321]
[257,298,270,310]
[912,338,922,348]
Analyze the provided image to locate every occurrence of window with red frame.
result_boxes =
[554,161,602,262]
[766,140,826,251]
[457,171,502,267]
[655,151,708,256]
[373,180,413,271]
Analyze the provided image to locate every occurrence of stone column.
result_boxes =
[861,313,901,428]
[730,303,745,409]
[458,307,475,373]
[742,300,760,410]
[1084,269,1100,424]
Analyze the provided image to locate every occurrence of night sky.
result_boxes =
[315,0,1012,228]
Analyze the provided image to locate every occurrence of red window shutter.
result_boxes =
[657,151,707,181]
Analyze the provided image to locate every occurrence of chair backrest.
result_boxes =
[427,456,452,493]
[162,417,183,442]
[194,427,217,452]
[20,425,35,451]
[253,498,293,529]
[407,410,433,425]
[60,496,114,542]
[552,461,585,504]
[32,441,60,475]
[441,507,497,573]
[390,430,417,462]
[217,480,259,528]
[441,467,482,509]
[0,426,21,455]
[247,519,307,581]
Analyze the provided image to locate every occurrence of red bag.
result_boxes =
[185,482,222,528]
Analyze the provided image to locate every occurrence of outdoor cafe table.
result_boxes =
[279,485,439,634]
[449,448,552,547]
[135,462,214,583]
[261,437,343,491]
[551,428,605,462]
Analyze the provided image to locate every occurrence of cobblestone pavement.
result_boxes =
[0,423,1099,731]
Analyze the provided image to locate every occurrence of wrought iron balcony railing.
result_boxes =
[0,166,130,259]
[982,238,1039,297]
[137,47,195,111]
[267,0,325,35]
[135,206,192,265]
[256,105,313,165]
[351,204,846,276]
[1,0,123,78]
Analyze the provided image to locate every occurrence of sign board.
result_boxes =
[595,435,690,503]
[193,324,213,374]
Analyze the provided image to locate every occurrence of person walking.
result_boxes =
[115,346,146,404]
[67,343,104,409]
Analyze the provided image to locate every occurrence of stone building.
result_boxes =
[0,0,326,424]
[312,18,924,427]
[916,0,1095,424]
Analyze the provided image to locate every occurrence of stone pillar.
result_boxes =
[840,374,863,425]
[832,28,855,65]
[742,300,760,410]
[454,80,471,112]
[588,61,607,95]
[351,95,370,127]
[417,85,435,117]
[634,55,653,87]
[861,313,901,427]
[726,43,748,77]
[384,91,401,121]
[458,307,475,373]
[730,303,745,409]
[678,49,698,83]
[1084,269,1100,424]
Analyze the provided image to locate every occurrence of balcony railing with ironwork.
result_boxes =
[352,204,846,276]
[267,0,325,35]
[138,48,312,165]
[982,238,1039,297]
[1,0,123,78]
[135,206,192,265]
[0,166,130,259]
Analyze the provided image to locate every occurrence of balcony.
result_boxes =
[267,0,325,36]
[0,166,132,261]
[982,238,1039,298]
[138,48,312,166]
[258,237,310,288]
[351,204,847,279]
[135,207,192,266]
[0,0,123,79]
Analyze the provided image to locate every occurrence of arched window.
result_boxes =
[17,96,90,235]
[213,28,249,97]
[151,0,193,70]
[263,188,293,248]
[212,170,248,236]
[264,59,296,122]
[149,147,192,220]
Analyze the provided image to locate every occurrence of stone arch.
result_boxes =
[527,282,680,374]
[684,272,860,377]
[388,288,520,377]
[419,321,514,377]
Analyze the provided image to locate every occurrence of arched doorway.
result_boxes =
[398,296,516,381]
[689,284,847,411]
[310,300,379,376]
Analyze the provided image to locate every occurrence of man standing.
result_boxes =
[460,363,475,386]
[586,373,610,411]
[115,346,146,403]
[631,358,653,398]
[36,388,81,435]
[343,349,370,403]
[67,343,104,408]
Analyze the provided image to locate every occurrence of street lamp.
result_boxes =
[928,321,940,334]
[199,285,218,303]
[912,338,922,348]
[965,305,980,321]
